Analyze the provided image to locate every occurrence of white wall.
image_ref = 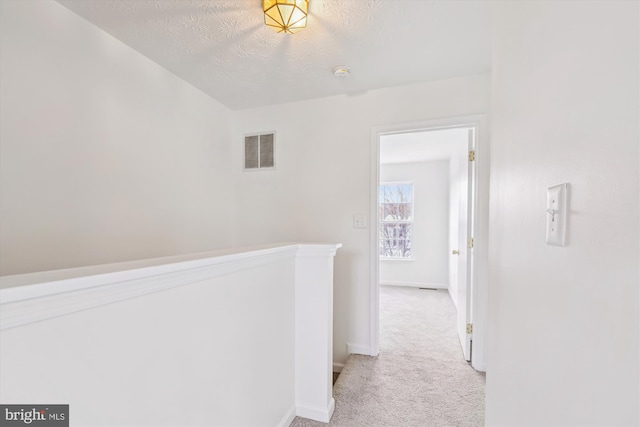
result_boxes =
[486,1,639,425]
[233,73,491,364]
[379,160,449,288]
[0,0,236,276]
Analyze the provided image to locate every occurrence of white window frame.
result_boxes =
[379,181,414,260]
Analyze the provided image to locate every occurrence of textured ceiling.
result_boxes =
[56,0,491,110]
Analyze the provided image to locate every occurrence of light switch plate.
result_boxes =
[546,183,568,246]
[353,214,368,229]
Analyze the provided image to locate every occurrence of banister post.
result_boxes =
[294,243,341,423]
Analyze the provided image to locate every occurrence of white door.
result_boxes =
[455,128,476,361]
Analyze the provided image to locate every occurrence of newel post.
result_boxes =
[294,243,342,423]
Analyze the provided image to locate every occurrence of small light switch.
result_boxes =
[353,214,368,229]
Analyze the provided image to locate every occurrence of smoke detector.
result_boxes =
[333,66,350,78]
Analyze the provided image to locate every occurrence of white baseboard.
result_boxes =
[347,342,370,355]
[296,398,335,423]
[380,281,448,289]
[277,406,296,427]
[448,287,458,309]
[473,356,487,373]
[333,362,345,373]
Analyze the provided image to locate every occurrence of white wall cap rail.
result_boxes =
[297,243,342,258]
[0,243,341,331]
[0,243,298,290]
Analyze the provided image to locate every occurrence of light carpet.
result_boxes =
[289,285,485,427]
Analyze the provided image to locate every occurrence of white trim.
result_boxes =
[333,362,345,373]
[380,180,413,185]
[0,243,296,290]
[277,406,297,427]
[296,398,335,424]
[380,281,448,289]
[0,243,344,331]
[379,257,415,262]
[370,114,489,372]
[369,128,381,357]
[347,342,371,356]
[297,243,341,257]
[469,118,490,373]
[448,286,458,310]
[1,248,298,331]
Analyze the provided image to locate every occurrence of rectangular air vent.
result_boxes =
[244,133,275,170]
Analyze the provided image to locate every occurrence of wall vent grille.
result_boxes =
[244,133,275,170]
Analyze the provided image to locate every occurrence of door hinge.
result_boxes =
[466,323,473,334]
[467,237,474,249]
[468,150,476,162]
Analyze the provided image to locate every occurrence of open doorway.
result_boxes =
[370,116,488,371]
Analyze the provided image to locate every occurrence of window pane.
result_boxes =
[379,223,394,257]
[400,223,412,257]
[381,186,392,203]
[381,184,412,201]
[387,185,401,203]
[384,203,398,220]
[398,184,412,202]
[398,202,412,220]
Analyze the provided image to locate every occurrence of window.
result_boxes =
[379,183,414,259]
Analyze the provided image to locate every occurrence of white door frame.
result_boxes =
[369,114,489,371]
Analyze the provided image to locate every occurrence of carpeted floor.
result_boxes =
[289,285,485,427]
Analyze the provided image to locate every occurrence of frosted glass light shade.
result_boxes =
[263,0,309,34]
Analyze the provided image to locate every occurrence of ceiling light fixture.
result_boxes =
[263,0,309,34]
